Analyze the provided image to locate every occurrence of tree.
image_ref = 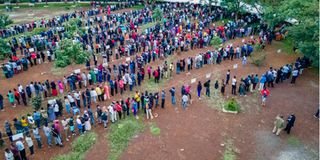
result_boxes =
[0,39,12,60]
[221,0,246,20]
[31,96,42,111]
[0,14,13,29]
[55,39,90,68]
[152,7,163,22]
[262,0,319,67]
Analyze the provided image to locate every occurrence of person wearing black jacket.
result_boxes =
[204,80,211,97]
[284,114,296,134]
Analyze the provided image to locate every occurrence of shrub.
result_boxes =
[0,39,11,60]
[150,123,160,136]
[210,36,223,46]
[224,98,240,112]
[31,96,42,111]
[54,39,89,68]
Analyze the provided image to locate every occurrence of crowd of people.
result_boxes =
[0,2,314,160]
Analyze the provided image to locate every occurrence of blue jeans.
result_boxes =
[182,101,187,109]
[46,134,52,145]
[171,96,176,105]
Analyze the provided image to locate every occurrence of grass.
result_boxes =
[287,136,301,147]
[202,73,226,110]
[138,22,157,34]
[52,132,98,160]
[51,67,68,76]
[223,139,237,160]
[149,123,161,136]
[131,4,144,10]
[249,50,266,67]
[214,18,232,26]
[107,116,145,160]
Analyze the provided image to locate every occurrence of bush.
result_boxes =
[0,39,11,60]
[31,96,42,111]
[53,132,97,160]
[54,39,89,68]
[210,36,223,46]
[224,98,240,112]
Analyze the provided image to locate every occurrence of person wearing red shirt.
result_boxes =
[261,86,270,107]
[115,101,122,120]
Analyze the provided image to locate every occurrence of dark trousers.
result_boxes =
[232,85,237,95]
[284,124,293,134]
[161,99,165,108]
[20,149,27,160]
[29,146,34,155]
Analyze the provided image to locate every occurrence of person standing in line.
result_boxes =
[197,81,203,99]
[231,76,237,95]
[161,90,165,109]
[32,127,42,149]
[284,114,296,134]
[43,123,52,147]
[226,70,230,85]
[169,87,176,105]
[221,79,225,95]
[101,109,108,128]
[4,148,14,160]
[25,134,34,156]
[290,68,299,84]
[260,86,270,107]
[259,74,266,91]
[10,143,20,160]
[15,138,27,160]
[0,93,4,111]
[273,115,285,136]
[182,94,188,110]
[204,80,211,97]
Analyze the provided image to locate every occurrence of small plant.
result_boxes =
[250,54,266,67]
[31,96,42,111]
[224,98,240,112]
[150,123,161,136]
[210,36,223,46]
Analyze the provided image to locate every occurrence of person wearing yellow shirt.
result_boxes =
[134,91,141,110]
[95,86,103,102]
[21,116,29,133]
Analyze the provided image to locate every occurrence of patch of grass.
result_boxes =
[249,51,266,67]
[52,132,98,160]
[223,139,237,160]
[131,4,144,10]
[287,136,301,147]
[139,22,157,33]
[214,19,232,26]
[203,73,226,110]
[0,2,91,10]
[224,98,241,112]
[50,67,68,76]
[107,116,145,160]
[280,38,295,55]
[149,123,160,136]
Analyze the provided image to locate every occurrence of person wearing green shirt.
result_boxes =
[89,70,96,84]
[7,90,15,107]
[272,115,285,136]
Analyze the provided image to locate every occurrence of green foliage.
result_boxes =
[224,98,240,112]
[107,116,144,160]
[250,53,266,67]
[53,132,97,160]
[0,13,13,29]
[0,39,11,60]
[221,0,246,19]
[262,0,319,67]
[210,36,223,47]
[31,96,42,111]
[149,123,160,136]
[131,4,144,10]
[223,139,237,160]
[54,39,89,68]
[152,7,163,21]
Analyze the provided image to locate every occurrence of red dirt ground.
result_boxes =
[0,35,318,160]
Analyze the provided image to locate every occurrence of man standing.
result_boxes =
[204,80,211,97]
[182,94,188,110]
[15,138,27,160]
[261,86,270,107]
[231,76,237,95]
[161,90,166,109]
[226,70,230,85]
[197,81,202,99]
[273,115,285,136]
[290,68,299,84]
[284,114,296,134]
[169,87,176,105]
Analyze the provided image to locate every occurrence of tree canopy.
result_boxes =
[0,14,13,29]
[262,0,319,67]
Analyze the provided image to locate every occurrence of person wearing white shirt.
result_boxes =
[108,104,115,123]
[90,88,97,103]
[25,135,34,155]
[182,94,188,109]
[231,76,237,95]
[4,148,14,160]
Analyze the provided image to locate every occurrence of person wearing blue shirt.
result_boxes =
[259,74,266,90]
[169,87,176,105]
[33,111,41,128]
